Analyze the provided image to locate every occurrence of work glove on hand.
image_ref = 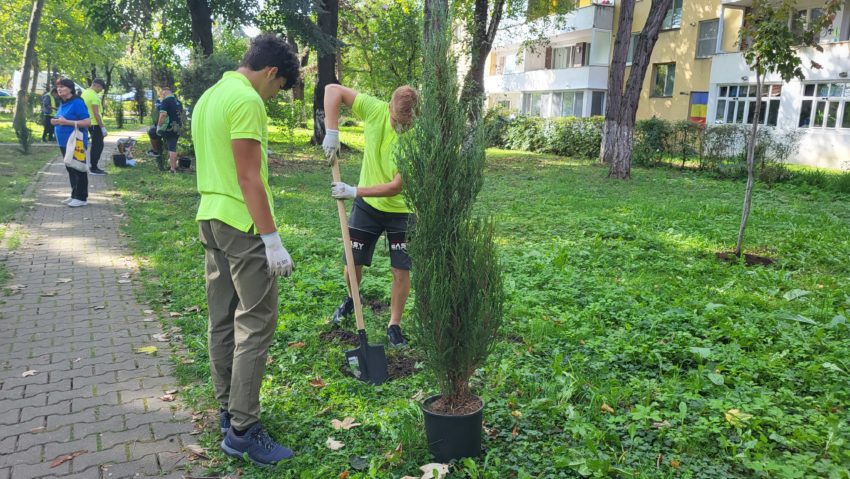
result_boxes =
[323,129,340,165]
[156,125,163,135]
[260,231,294,277]
[331,181,357,200]
[101,126,108,137]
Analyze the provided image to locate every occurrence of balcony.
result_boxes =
[484,66,610,94]
[711,41,850,84]
[494,4,614,48]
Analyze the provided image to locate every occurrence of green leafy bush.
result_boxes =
[265,96,305,142]
[502,115,546,152]
[633,117,672,167]
[179,51,240,108]
[545,116,604,158]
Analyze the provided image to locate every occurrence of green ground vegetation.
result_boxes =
[110,129,850,478]
[0,112,130,143]
[0,146,56,284]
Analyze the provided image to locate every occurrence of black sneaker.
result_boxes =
[220,409,231,435]
[331,295,359,325]
[89,168,107,175]
[220,422,293,466]
[387,325,408,347]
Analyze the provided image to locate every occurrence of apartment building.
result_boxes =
[483,0,614,118]
[485,0,850,168]
[708,0,850,168]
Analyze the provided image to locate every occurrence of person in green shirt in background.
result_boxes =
[81,79,108,175]
[193,34,300,467]
[322,84,419,347]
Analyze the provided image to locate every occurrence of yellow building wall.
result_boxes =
[612,0,737,122]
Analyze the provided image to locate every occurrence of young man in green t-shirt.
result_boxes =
[81,79,107,175]
[322,84,419,347]
[193,34,300,467]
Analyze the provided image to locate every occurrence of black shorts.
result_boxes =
[148,126,178,152]
[345,198,414,270]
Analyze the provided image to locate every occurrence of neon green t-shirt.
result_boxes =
[351,94,410,213]
[193,71,273,232]
[81,88,102,126]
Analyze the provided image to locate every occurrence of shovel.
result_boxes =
[331,152,388,386]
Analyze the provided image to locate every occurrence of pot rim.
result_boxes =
[420,394,484,418]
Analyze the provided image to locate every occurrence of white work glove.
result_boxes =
[101,126,108,137]
[322,129,340,165]
[331,181,357,200]
[259,231,294,277]
[156,125,163,135]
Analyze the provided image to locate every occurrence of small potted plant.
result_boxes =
[397,7,504,463]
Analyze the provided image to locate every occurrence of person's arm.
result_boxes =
[232,139,276,234]
[331,173,402,199]
[157,111,167,128]
[323,84,358,130]
[92,104,104,128]
[53,117,91,128]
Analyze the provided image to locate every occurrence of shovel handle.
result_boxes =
[331,153,366,331]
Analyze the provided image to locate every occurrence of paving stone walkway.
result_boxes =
[0,133,200,478]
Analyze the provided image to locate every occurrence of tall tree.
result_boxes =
[601,0,673,180]
[187,0,214,55]
[13,0,45,153]
[733,0,840,256]
[458,0,506,119]
[311,0,339,144]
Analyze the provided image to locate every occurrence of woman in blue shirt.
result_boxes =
[52,78,91,207]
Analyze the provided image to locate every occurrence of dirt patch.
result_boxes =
[367,299,388,315]
[424,395,483,416]
[337,347,420,381]
[716,251,775,267]
[319,329,359,346]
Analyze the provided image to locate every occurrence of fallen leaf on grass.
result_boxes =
[310,376,326,388]
[725,408,753,427]
[30,426,46,433]
[160,394,175,402]
[143,309,154,314]
[326,437,344,450]
[410,390,426,402]
[56,278,72,283]
[288,341,306,348]
[510,410,522,418]
[339,471,350,479]
[50,450,87,467]
[134,346,158,355]
[152,333,170,342]
[383,443,403,461]
[169,326,182,334]
[266,356,274,366]
[184,444,208,459]
[180,357,195,364]
[22,370,37,377]
[169,312,182,318]
[331,417,362,430]
[511,425,519,437]
[185,305,201,313]
[166,388,179,395]
[670,459,681,469]
[652,420,671,429]
[419,463,449,479]
[601,403,615,414]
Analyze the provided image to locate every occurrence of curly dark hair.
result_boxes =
[239,34,301,91]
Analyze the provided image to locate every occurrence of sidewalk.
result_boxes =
[0,133,200,478]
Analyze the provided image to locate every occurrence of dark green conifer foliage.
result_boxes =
[397,6,504,409]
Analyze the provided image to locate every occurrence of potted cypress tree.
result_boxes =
[396,6,504,463]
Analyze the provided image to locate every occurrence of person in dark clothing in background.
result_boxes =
[155,86,183,173]
[147,94,164,157]
[41,88,59,142]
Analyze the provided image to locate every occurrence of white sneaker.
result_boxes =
[61,198,73,204]
[67,199,88,207]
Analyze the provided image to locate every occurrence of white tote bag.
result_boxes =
[63,122,88,172]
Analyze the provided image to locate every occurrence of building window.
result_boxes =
[790,8,830,43]
[522,92,543,116]
[696,19,719,58]
[626,33,639,65]
[652,63,676,97]
[553,47,570,69]
[798,82,850,129]
[662,0,683,30]
[715,83,782,126]
[591,91,606,116]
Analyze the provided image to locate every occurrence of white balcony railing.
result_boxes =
[484,65,610,94]
[494,5,614,48]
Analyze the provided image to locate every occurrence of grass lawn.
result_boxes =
[0,146,56,283]
[110,130,850,478]
[0,112,132,143]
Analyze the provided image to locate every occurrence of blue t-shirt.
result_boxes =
[54,97,90,149]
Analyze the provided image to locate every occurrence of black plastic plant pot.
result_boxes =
[421,395,484,463]
[178,157,192,169]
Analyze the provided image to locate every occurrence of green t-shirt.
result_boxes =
[351,94,410,213]
[193,71,273,232]
[81,88,102,126]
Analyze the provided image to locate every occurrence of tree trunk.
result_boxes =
[312,0,339,145]
[13,0,45,153]
[423,0,448,46]
[601,0,673,179]
[187,0,214,57]
[735,71,762,256]
[458,0,505,121]
[44,61,51,92]
[30,54,40,94]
